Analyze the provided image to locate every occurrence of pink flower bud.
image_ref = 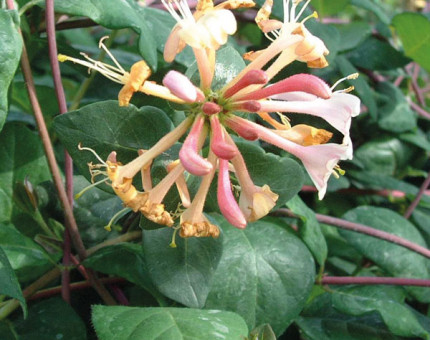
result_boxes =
[217,159,247,229]
[162,70,198,103]
[224,115,259,141]
[210,115,238,160]
[223,69,269,98]
[202,102,222,115]
[179,115,213,176]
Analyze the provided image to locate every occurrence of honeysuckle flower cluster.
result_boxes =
[61,0,361,239]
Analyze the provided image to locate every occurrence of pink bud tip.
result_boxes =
[238,73,332,101]
[202,102,222,115]
[223,69,269,98]
[179,116,213,176]
[218,159,247,229]
[107,151,117,163]
[225,116,259,141]
[163,70,197,103]
[232,100,261,112]
[210,115,238,160]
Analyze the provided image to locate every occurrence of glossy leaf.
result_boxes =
[287,195,327,266]
[83,243,165,303]
[0,223,58,282]
[392,13,430,72]
[0,123,50,223]
[205,215,315,336]
[92,305,248,340]
[337,22,372,52]
[53,101,174,183]
[332,285,429,339]
[14,298,87,340]
[348,38,410,71]
[311,0,349,17]
[0,9,22,131]
[52,0,157,68]
[0,247,26,317]
[376,82,416,133]
[341,206,430,302]
[142,227,223,308]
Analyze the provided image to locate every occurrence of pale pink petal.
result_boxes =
[162,70,197,103]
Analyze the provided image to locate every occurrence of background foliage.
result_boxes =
[1,0,430,339]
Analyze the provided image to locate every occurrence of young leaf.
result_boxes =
[142,227,223,308]
[205,215,315,336]
[0,247,27,317]
[0,9,22,131]
[14,298,87,340]
[287,195,327,266]
[92,306,248,340]
[341,206,430,302]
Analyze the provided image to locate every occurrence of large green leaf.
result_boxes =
[392,13,430,72]
[348,38,410,71]
[287,195,327,266]
[237,141,304,210]
[311,0,349,17]
[332,285,429,339]
[0,247,26,317]
[350,0,390,24]
[376,82,416,133]
[92,306,248,340]
[142,226,223,308]
[0,223,58,282]
[0,123,50,223]
[0,9,22,131]
[205,215,315,336]
[14,298,87,340]
[83,243,166,304]
[53,101,174,181]
[337,22,372,52]
[341,206,430,302]
[51,0,157,68]
[297,292,403,340]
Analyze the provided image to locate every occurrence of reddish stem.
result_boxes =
[276,209,430,259]
[45,0,73,304]
[411,63,425,106]
[404,170,430,219]
[410,101,430,120]
[321,276,430,287]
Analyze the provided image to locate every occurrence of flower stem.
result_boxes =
[404,169,430,219]
[320,276,430,287]
[276,208,430,259]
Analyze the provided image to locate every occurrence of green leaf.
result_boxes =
[400,130,430,152]
[0,9,22,131]
[354,137,413,176]
[83,243,165,303]
[311,0,349,17]
[0,247,26,317]
[205,215,315,336]
[331,285,429,339]
[348,38,410,71]
[14,298,87,340]
[376,82,416,133]
[287,195,327,266]
[0,123,51,223]
[337,22,372,52]
[297,292,403,340]
[336,55,377,119]
[237,141,304,209]
[92,305,248,340]
[0,223,58,282]
[52,0,157,68]
[142,227,223,308]
[53,101,174,182]
[341,206,430,302]
[350,0,390,24]
[412,208,430,246]
[392,13,430,72]
[249,324,277,340]
[0,321,18,340]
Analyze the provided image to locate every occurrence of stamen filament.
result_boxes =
[78,143,107,165]
[104,207,130,232]
[330,73,359,91]
[75,177,109,200]
[98,36,126,73]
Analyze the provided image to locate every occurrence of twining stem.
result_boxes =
[321,276,430,287]
[276,208,430,259]
[45,0,72,304]
[18,0,44,15]
[410,101,430,120]
[404,169,430,219]
[7,0,116,306]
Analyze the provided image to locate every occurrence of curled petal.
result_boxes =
[162,70,198,103]
[218,159,247,228]
[179,115,213,176]
[239,184,278,222]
